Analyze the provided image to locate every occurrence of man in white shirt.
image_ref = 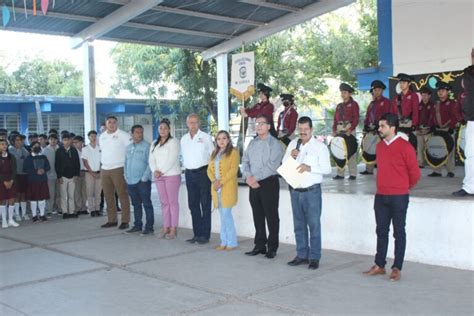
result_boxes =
[82,130,102,217]
[283,116,332,270]
[99,115,132,229]
[180,113,214,244]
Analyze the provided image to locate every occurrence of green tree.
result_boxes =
[0,66,12,94]
[111,45,217,121]
[111,0,377,118]
[10,59,82,96]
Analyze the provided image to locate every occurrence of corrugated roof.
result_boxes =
[2,0,352,54]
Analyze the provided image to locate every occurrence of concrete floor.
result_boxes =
[1,212,473,316]
[324,165,471,200]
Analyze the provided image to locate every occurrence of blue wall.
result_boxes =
[0,100,160,138]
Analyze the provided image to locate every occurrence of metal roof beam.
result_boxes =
[238,0,300,12]
[70,0,164,49]
[100,0,264,26]
[4,27,205,51]
[7,5,226,41]
[202,0,355,60]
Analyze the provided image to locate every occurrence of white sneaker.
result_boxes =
[15,215,22,222]
[2,221,8,228]
[8,220,19,228]
[23,215,30,220]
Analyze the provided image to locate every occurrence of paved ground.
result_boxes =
[0,212,473,316]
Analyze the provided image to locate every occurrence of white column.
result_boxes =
[83,42,96,137]
[216,53,229,131]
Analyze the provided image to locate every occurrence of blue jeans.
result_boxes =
[374,194,409,270]
[290,184,322,260]
[127,181,154,231]
[218,193,238,247]
[185,169,211,239]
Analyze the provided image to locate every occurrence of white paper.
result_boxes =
[277,156,309,188]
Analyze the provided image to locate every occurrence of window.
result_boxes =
[0,113,20,131]
[28,113,84,136]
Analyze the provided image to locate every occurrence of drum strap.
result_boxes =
[397,94,412,121]
[279,106,293,131]
[369,101,376,124]
[339,103,345,121]
[397,94,403,118]
[434,102,442,126]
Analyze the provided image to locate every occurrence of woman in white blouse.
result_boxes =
[149,119,181,239]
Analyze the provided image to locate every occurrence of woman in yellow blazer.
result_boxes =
[207,130,240,250]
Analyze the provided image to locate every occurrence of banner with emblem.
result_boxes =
[230,52,255,100]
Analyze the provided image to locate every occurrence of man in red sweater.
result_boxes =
[363,113,421,281]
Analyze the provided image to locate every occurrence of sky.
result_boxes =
[0,30,129,98]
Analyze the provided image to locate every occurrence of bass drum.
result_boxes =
[399,128,417,150]
[329,134,358,169]
[424,131,454,168]
[361,132,379,164]
[457,124,467,162]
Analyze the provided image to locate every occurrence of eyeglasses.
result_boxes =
[255,122,268,126]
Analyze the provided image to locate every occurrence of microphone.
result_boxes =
[296,138,302,151]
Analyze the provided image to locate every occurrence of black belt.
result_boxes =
[258,175,278,184]
[84,170,100,173]
[186,165,208,173]
[290,183,320,192]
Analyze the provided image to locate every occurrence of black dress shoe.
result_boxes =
[332,175,344,180]
[126,226,142,233]
[63,214,69,219]
[265,251,277,259]
[70,213,78,218]
[186,237,198,244]
[101,222,118,228]
[447,172,455,178]
[452,189,473,197]
[308,260,320,270]
[118,223,129,230]
[349,176,356,180]
[91,211,96,217]
[287,257,309,266]
[197,237,209,244]
[428,172,442,177]
[360,171,373,175]
[245,248,267,256]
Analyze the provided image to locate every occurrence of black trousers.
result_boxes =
[249,175,280,252]
[185,168,212,240]
[374,194,409,270]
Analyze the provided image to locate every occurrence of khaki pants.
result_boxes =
[416,133,429,167]
[60,177,76,215]
[46,179,60,212]
[74,172,87,212]
[101,167,130,224]
[336,126,357,177]
[85,172,102,212]
[432,134,455,173]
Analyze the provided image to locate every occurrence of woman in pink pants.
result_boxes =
[149,119,181,239]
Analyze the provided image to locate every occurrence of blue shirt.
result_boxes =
[124,140,152,185]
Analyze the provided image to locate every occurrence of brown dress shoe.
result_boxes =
[363,265,386,276]
[390,268,401,281]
